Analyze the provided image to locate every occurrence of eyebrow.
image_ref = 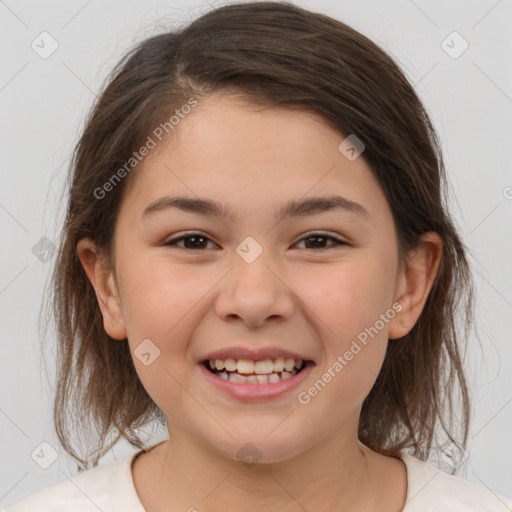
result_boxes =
[141,195,371,222]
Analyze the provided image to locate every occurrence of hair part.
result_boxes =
[40,1,475,470]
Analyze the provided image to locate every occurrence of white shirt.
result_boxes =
[4,446,512,511]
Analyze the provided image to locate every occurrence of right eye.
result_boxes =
[162,233,217,250]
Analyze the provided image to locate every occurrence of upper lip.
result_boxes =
[199,346,314,363]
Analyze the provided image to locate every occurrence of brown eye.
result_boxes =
[295,233,346,250]
[163,234,215,250]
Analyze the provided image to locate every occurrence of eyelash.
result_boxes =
[162,232,347,251]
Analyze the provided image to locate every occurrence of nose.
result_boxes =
[213,250,295,328]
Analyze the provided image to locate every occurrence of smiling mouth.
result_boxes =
[202,357,311,384]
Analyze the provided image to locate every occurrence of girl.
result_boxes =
[7,2,512,510]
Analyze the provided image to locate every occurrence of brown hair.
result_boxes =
[41,1,475,470]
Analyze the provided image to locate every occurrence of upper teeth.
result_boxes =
[209,358,303,374]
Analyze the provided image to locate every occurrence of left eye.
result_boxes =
[295,233,346,250]
[163,232,346,250]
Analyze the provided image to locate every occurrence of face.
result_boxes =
[80,94,419,464]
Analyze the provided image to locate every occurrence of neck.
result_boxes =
[149,426,375,512]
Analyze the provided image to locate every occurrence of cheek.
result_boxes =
[296,274,390,421]
[119,260,207,416]
[118,254,209,340]
[294,258,393,395]
[296,258,394,339]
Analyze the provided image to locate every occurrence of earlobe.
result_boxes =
[76,237,127,340]
[389,232,443,340]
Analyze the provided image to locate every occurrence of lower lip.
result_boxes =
[198,362,314,401]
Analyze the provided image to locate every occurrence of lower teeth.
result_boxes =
[210,367,299,384]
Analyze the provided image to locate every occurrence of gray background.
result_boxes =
[1,0,511,507]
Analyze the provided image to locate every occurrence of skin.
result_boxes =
[77,93,442,512]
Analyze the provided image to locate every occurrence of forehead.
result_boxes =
[119,94,391,228]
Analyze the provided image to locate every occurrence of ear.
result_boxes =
[388,232,443,340]
[76,237,127,340]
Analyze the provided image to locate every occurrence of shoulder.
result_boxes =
[4,450,145,512]
[401,452,512,511]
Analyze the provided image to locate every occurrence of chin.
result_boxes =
[203,429,311,467]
